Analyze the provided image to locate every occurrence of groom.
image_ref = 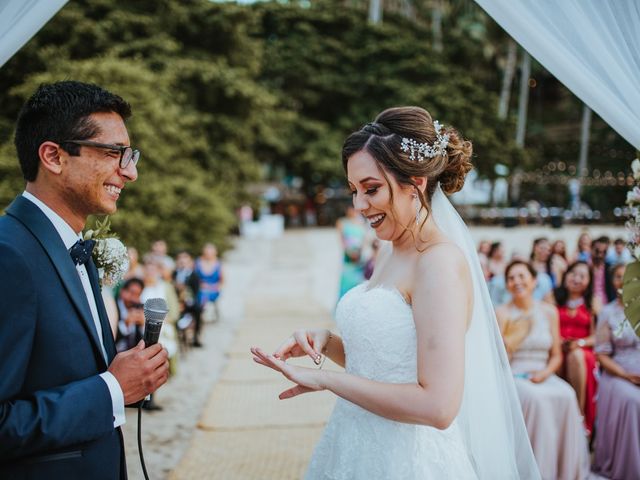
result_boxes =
[0,81,169,479]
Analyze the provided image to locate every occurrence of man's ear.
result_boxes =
[38,141,64,175]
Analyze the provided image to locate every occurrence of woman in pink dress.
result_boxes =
[554,261,598,436]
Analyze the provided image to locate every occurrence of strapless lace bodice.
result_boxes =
[338,284,417,383]
[305,283,477,480]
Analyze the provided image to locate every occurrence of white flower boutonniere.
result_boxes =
[84,217,129,287]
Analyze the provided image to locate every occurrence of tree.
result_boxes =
[0,56,235,253]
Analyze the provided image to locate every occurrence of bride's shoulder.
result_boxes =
[413,242,471,295]
[416,241,468,274]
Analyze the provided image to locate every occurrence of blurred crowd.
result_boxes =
[101,241,223,410]
[338,223,639,480]
[484,233,638,480]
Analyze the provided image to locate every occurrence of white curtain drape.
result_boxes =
[474,0,640,150]
[0,0,67,68]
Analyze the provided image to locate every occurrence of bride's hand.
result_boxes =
[250,347,325,399]
[273,329,331,365]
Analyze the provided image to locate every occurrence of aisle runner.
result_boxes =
[170,233,339,479]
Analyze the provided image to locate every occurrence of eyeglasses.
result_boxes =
[62,140,140,169]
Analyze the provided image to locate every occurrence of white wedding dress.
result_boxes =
[305,283,478,480]
[305,186,540,480]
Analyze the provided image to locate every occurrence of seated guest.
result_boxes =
[554,261,598,436]
[124,246,144,280]
[196,243,223,322]
[574,231,592,263]
[115,278,145,353]
[142,257,179,357]
[606,237,632,265]
[487,241,506,280]
[551,240,569,287]
[590,236,615,310]
[531,237,556,286]
[496,261,590,480]
[477,240,491,281]
[489,266,553,307]
[174,250,202,347]
[593,263,640,480]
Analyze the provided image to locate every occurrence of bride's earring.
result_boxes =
[413,193,420,225]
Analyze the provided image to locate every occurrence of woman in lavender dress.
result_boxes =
[593,263,640,480]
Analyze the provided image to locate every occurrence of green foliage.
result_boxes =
[252,1,520,183]
[1,56,237,252]
[0,0,634,250]
[622,261,640,338]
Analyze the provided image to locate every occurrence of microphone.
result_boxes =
[143,298,169,347]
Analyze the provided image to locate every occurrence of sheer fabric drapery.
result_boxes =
[474,0,640,149]
[0,0,67,68]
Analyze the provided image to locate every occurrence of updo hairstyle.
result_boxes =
[341,106,473,225]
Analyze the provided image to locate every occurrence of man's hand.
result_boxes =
[108,341,169,405]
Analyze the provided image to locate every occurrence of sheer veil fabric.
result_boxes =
[431,185,540,479]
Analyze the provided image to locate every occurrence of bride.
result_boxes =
[251,106,540,479]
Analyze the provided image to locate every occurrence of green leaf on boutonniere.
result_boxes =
[83,216,128,287]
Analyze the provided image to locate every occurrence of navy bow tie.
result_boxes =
[69,239,96,266]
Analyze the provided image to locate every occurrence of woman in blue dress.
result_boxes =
[196,243,223,321]
[336,206,367,298]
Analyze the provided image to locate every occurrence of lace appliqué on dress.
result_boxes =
[305,284,477,480]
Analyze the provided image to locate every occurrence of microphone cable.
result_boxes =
[137,298,169,480]
[138,403,150,480]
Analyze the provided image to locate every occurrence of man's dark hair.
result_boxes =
[594,236,610,245]
[614,237,625,245]
[121,277,144,292]
[14,81,132,181]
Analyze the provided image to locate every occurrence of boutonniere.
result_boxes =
[83,217,129,287]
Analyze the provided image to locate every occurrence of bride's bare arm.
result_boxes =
[253,245,471,430]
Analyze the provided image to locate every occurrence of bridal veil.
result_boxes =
[431,184,540,479]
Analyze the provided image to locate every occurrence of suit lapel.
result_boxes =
[86,259,117,363]
[6,196,108,369]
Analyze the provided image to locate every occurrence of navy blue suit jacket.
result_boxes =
[0,196,126,479]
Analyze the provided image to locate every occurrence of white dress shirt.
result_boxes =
[22,191,125,428]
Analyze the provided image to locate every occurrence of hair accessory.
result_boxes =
[400,120,449,162]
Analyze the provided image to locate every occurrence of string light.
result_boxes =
[509,159,635,188]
